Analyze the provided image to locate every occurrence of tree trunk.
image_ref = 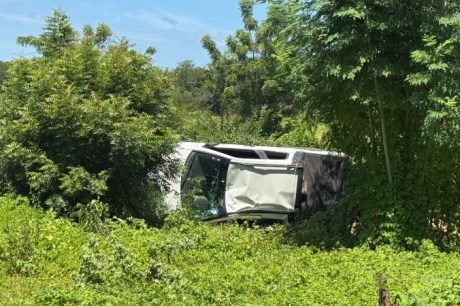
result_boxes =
[378,288,391,306]
[368,107,377,171]
[374,74,393,184]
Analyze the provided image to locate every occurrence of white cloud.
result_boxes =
[117,30,179,45]
[125,9,231,37]
[1,0,22,10]
[0,13,42,25]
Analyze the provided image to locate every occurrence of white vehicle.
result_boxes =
[166,142,346,222]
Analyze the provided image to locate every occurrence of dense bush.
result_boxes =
[177,109,268,145]
[1,196,459,305]
[0,10,178,224]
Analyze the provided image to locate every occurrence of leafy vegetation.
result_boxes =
[0,10,177,225]
[1,2,460,304]
[1,196,460,305]
[265,0,460,249]
[0,61,9,84]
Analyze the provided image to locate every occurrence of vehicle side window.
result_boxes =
[181,152,230,220]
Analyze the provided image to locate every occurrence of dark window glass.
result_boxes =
[208,148,261,159]
[263,151,288,159]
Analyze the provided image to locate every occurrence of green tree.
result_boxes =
[271,0,460,247]
[0,10,178,225]
[169,60,210,112]
[405,13,460,245]
[201,0,296,136]
[17,9,77,58]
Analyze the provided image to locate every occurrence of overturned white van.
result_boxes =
[166,142,347,222]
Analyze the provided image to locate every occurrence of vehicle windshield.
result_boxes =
[181,152,230,220]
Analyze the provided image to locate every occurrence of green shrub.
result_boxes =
[0,10,178,226]
[1,220,43,276]
[1,196,460,305]
[178,109,268,145]
[269,113,329,148]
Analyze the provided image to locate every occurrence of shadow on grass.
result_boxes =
[281,209,358,250]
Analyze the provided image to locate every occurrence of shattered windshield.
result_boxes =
[181,152,230,220]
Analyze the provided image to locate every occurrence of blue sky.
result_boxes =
[0,0,266,68]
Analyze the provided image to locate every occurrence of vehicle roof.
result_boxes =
[177,142,343,166]
[179,141,333,154]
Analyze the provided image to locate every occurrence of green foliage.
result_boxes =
[408,19,460,148]
[60,167,108,204]
[265,0,460,248]
[177,109,268,145]
[283,201,358,250]
[1,196,460,305]
[169,60,210,111]
[0,10,178,225]
[17,9,77,58]
[199,0,295,136]
[73,235,150,287]
[0,61,10,84]
[1,220,43,276]
[269,113,329,148]
[70,200,109,234]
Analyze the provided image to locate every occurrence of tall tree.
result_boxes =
[0,10,177,225]
[17,9,77,58]
[201,0,294,135]
[271,0,460,246]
